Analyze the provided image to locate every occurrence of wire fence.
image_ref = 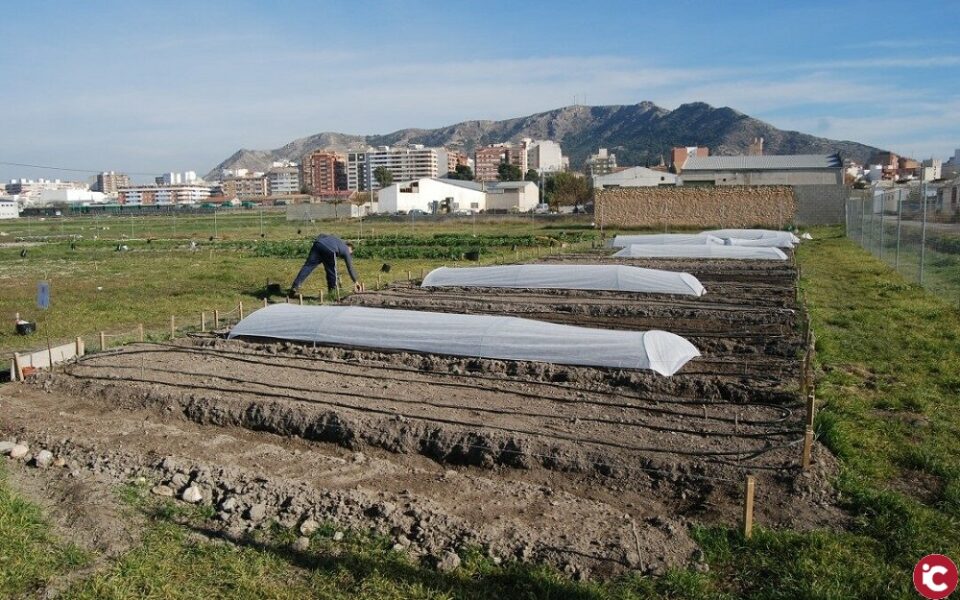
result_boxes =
[847,185,960,306]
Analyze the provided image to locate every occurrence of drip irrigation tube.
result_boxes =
[89,344,796,424]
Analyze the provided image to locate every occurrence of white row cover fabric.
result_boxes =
[421,264,706,296]
[229,304,700,375]
[700,229,800,248]
[610,234,724,248]
[612,244,788,260]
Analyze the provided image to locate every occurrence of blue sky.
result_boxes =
[2,0,958,181]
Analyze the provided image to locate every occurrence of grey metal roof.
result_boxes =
[434,178,484,191]
[487,181,536,191]
[682,154,841,171]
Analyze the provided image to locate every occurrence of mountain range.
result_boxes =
[206,101,884,179]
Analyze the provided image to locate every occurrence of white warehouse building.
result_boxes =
[0,199,20,219]
[592,166,679,189]
[378,179,486,214]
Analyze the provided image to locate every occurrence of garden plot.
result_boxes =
[0,248,838,578]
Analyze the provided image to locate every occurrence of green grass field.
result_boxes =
[2,222,960,597]
[0,213,597,365]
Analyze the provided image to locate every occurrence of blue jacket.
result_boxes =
[315,235,357,281]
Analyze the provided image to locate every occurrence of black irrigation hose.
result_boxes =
[72,360,799,439]
[62,368,801,462]
[362,288,799,314]
[104,344,795,423]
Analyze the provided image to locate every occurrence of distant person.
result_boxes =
[290,234,363,295]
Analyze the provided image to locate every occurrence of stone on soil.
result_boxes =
[34,450,54,468]
[10,444,29,459]
[182,486,203,503]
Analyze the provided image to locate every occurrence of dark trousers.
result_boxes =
[292,241,339,290]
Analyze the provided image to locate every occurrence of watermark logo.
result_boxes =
[914,554,958,599]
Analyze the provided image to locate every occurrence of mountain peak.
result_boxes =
[206,102,883,178]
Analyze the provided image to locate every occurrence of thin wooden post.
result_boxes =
[805,391,816,428]
[75,336,83,357]
[138,323,145,342]
[802,428,814,470]
[377,273,382,289]
[99,332,107,351]
[420,267,425,279]
[238,301,244,320]
[319,289,324,303]
[170,316,176,340]
[263,297,268,308]
[12,353,23,382]
[407,269,411,281]
[200,312,206,332]
[47,338,54,371]
[742,475,755,539]
[214,310,220,328]
[298,294,303,306]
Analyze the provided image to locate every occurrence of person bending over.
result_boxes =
[290,234,363,295]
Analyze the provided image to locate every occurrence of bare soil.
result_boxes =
[0,252,843,580]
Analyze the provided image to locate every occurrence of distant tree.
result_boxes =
[497,162,523,182]
[544,172,591,208]
[446,164,475,181]
[524,169,540,182]
[373,166,394,188]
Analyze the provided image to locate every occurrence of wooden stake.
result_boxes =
[138,323,145,342]
[742,475,755,539]
[214,310,220,328]
[238,301,244,320]
[420,267,425,279]
[170,316,176,340]
[319,289,324,303]
[298,294,303,306]
[263,297,268,308]
[47,338,54,371]
[802,428,814,470]
[377,273,382,289]
[100,331,107,351]
[75,336,84,357]
[805,390,816,428]
[12,352,23,381]
[200,312,206,332]
[407,269,411,281]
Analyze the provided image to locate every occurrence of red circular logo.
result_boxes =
[914,555,959,599]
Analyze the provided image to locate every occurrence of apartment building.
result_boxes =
[525,139,565,173]
[94,171,131,196]
[301,150,348,194]
[474,141,529,182]
[347,145,440,191]
[119,184,211,205]
[669,146,709,172]
[266,166,301,196]
[585,148,618,177]
[222,174,268,200]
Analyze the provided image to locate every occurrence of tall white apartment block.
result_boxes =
[347,145,440,191]
[525,139,565,173]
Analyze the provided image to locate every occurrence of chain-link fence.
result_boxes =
[847,183,960,305]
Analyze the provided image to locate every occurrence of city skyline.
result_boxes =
[1,0,958,181]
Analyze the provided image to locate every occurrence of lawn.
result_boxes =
[1,225,959,598]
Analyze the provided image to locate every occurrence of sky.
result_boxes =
[2,0,958,182]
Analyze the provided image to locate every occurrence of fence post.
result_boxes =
[170,316,176,340]
[407,269,412,281]
[920,180,927,285]
[879,206,885,261]
[12,353,24,382]
[895,195,902,270]
[75,336,83,357]
[420,267,425,279]
[238,301,244,320]
[214,310,220,329]
[742,476,755,539]
[200,313,206,332]
[138,323,145,342]
[263,297,268,308]
[377,273,382,289]
[100,332,107,351]
[298,294,303,306]
[802,429,814,470]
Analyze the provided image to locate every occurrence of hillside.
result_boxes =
[205,101,883,178]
